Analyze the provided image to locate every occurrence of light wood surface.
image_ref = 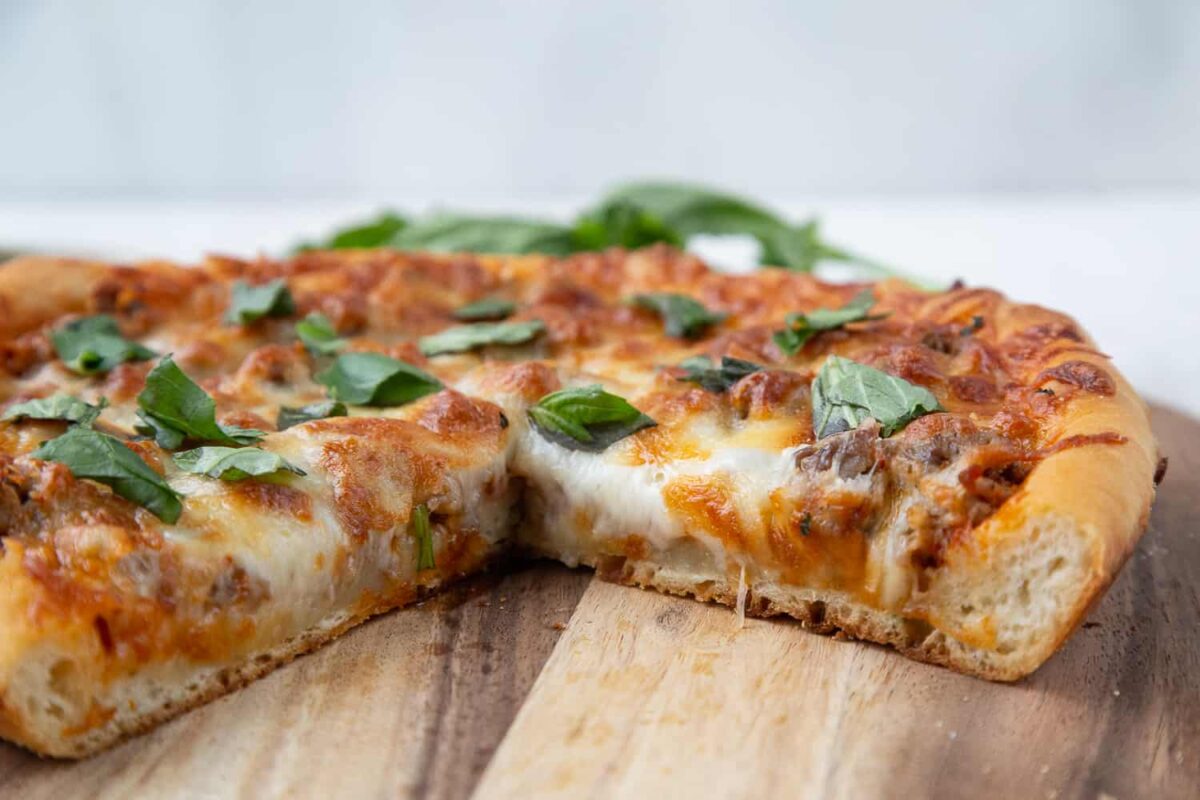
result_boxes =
[0,405,1196,799]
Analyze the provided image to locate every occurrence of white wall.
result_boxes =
[2,0,1198,199]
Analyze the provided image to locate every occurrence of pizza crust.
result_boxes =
[0,251,1160,758]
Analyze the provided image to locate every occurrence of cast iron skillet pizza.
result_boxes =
[0,245,1159,757]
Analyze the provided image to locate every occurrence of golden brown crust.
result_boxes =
[0,246,1160,756]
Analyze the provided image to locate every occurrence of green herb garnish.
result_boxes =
[314,352,442,406]
[527,385,656,452]
[773,290,887,356]
[295,312,345,355]
[419,320,545,357]
[51,315,156,376]
[277,400,348,430]
[3,395,108,427]
[453,298,517,322]
[225,279,295,325]
[631,293,726,340]
[136,356,265,449]
[296,211,407,251]
[295,181,912,280]
[676,356,763,393]
[412,503,435,571]
[33,426,183,522]
[811,355,942,439]
[172,446,305,481]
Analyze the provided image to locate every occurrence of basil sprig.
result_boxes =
[295,312,346,355]
[412,503,435,571]
[453,298,516,322]
[294,181,909,279]
[51,315,156,376]
[3,395,108,427]
[296,211,407,251]
[811,355,942,439]
[136,356,265,449]
[225,279,296,325]
[527,385,656,452]
[419,320,545,357]
[631,293,725,340]
[33,426,183,522]
[315,352,442,406]
[774,290,888,356]
[277,400,348,430]
[173,446,305,481]
[676,356,763,393]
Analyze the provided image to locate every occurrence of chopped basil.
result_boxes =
[773,290,887,356]
[136,356,265,448]
[3,395,107,427]
[277,400,348,430]
[631,293,726,340]
[527,384,656,452]
[453,297,516,322]
[51,315,156,376]
[295,312,345,355]
[419,320,545,357]
[225,279,296,325]
[314,352,443,406]
[412,504,435,571]
[172,446,305,481]
[676,356,763,393]
[811,355,942,439]
[33,426,183,522]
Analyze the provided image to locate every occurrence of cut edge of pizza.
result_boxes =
[0,249,1160,758]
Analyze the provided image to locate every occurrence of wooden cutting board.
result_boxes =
[0,404,1196,800]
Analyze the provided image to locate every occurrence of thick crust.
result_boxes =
[0,247,1161,759]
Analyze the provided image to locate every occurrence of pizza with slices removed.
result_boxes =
[0,245,1160,757]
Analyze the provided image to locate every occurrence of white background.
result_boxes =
[0,2,1197,413]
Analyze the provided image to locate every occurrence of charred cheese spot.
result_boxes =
[415,390,506,444]
[474,361,561,402]
[728,370,809,420]
[226,480,313,522]
[1035,360,1116,396]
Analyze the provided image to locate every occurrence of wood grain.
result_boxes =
[475,404,1200,800]
[0,564,592,800]
[0,404,1196,800]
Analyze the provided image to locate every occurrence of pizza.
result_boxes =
[0,246,1159,757]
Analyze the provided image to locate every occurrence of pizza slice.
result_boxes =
[0,247,1159,757]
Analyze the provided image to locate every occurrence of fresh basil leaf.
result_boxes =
[315,352,443,406]
[453,298,517,322]
[51,315,156,376]
[811,355,942,439]
[527,384,656,452]
[631,293,726,340]
[297,211,408,251]
[173,446,305,481]
[3,395,108,427]
[33,426,182,522]
[136,356,265,448]
[773,290,888,356]
[568,200,684,251]
[412,503,435,571]
[390,215,575,255]
[676,356,763,393]
[225,279,295,325]
[295,312,345,355]
[419,320,545,357]
[594,182,911,278]
[277,400,348,430]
